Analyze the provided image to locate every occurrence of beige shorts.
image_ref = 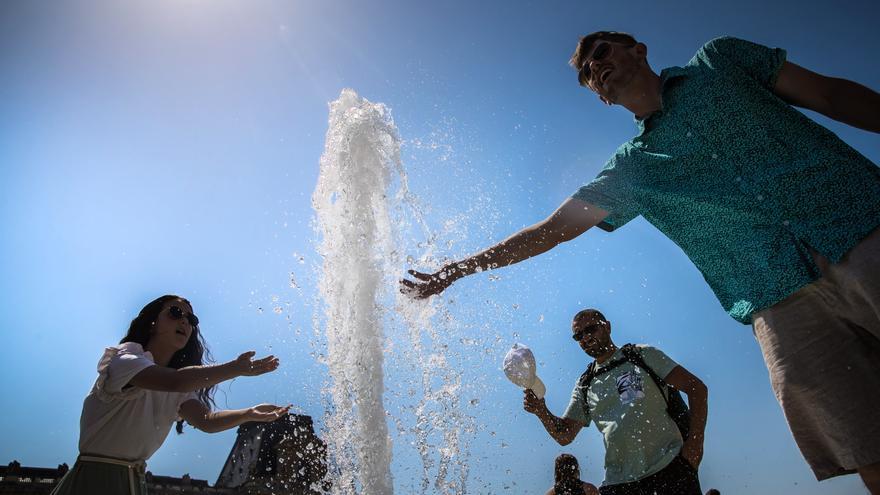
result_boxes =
[752,227,880,481]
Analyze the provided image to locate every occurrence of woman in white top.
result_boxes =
[51,294,290,495]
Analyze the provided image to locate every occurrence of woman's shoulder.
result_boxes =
[92,342,156,402]
[114,341,147,356]
[582,481,599,495]
[98,342,154,367]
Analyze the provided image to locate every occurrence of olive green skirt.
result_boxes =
[51,456,147,495]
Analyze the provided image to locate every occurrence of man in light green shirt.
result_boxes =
[523,309,708,495]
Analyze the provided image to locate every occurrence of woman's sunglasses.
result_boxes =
[168,305,199,327]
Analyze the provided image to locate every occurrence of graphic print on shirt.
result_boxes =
[616,370,645,405]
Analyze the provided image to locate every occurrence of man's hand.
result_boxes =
[523,389,584,446]
[523,389,547,415]
[232,351,280,377]
[680,437,704,470]
[400,267,457,299]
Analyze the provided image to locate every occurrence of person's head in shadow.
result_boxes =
[552,453,595,495]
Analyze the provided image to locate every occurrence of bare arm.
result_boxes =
[128,351,279,393]
[178,399,290,434]
[523,389,585,446]
[664,365,708,469]
[401,198,608,298]
[774,60,880,133]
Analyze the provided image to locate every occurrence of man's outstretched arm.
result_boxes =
[523,389,585,446]
[401,198,608,298]
[774,60,880,133]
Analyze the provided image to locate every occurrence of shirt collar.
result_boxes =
[635,66,689,134]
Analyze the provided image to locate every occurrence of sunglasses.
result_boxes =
[590,42,612,62]
[580,41,635,85]
[572,322,606,342]
[168,305,199,327]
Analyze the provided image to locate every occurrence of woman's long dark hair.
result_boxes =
[554,453,584,495]
[120,294,217,433]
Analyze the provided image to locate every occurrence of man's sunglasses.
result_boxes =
[580,41,635,84]
[169,305,199,327]
[590,42,613,62]
[572,322,606,341]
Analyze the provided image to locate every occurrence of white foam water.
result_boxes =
[313,89,399,494]
[313,89,473,494]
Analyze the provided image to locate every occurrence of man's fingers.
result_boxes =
[407,270,434,281]
[400,278,417,289]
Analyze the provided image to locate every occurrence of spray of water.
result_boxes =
[313,89,398,494]
[313,89,474,494]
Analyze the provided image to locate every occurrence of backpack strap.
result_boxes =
[577,355,628,389]
[620,343,670,405]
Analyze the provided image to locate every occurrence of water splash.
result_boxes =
[313,89,474,494]
[313,89,398,494]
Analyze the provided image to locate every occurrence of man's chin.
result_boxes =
[585,346,612,357]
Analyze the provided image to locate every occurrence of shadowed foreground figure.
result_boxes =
[525,309,708,495]
[546,453,599,495]
[403,31,880,492]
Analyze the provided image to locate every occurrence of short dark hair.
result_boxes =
[570,31,638,86]
[573,308,607,324]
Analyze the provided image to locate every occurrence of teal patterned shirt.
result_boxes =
[573,37,880,324]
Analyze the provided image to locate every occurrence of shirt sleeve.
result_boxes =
[635,345,679,381]
[98,342,156,395]
[571,151,640,231]
[691,36,787,89]
[561,382,591,426]
[176,391,202,421]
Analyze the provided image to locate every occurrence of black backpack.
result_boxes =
[577,343,691,439]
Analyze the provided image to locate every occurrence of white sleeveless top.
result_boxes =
[78,342,198,461]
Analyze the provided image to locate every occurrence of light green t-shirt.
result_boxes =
[562,345,683,486]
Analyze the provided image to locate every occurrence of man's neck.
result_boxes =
[618,70,663,120]
[595,343,619,364]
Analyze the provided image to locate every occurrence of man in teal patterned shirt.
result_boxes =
[402,32,880,491]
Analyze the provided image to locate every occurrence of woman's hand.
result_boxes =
[246,403,291,422]
[232,351,280,377]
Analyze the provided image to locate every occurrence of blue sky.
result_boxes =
[1,0,878,493]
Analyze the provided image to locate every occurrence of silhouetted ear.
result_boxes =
[634,42,649,64]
